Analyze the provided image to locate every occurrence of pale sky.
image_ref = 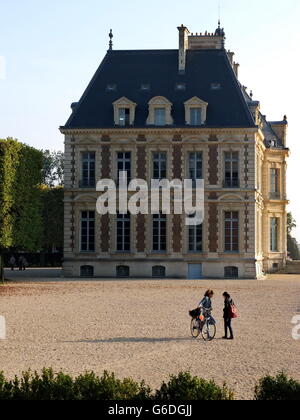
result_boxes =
[1,0,300,239]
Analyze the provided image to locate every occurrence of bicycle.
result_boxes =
[190,308,216,341]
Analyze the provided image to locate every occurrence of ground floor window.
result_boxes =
[81,211,95,252]
[153,214,167,252]
[224,266,239,279]
[188,224,203,252]
[116,265,130,278]
[117,213,131,252]
[152,266,166,278]
[270,218,279,252]
[224,212,239,252]
[80,265,94,277]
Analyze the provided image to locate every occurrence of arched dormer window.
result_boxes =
[147,96,173,126]
[184,96,208,126]
[113,97,137,126]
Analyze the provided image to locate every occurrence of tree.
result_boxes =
[287,212,296,235]
[40,185,64,252]
[287,212,300,260]
[42,150,64,187]
[0,138,44,281]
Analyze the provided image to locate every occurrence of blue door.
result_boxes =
[188,264,203,279]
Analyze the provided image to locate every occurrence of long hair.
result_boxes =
[204,289,214,297]
[223,292,230,298]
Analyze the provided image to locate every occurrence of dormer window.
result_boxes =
[147,96,173,126]
[119,108,130,126]
[113,97,137,126]
[154,108,166,126]
[184,96,208,126]
[190,108,202,125]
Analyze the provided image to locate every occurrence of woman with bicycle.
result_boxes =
[199,289,216,325]
[190,289,217,341]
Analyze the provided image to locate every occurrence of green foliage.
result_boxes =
[155,372,234,401]
[40,186,64,251]
[12,145,44,251]
[287,234,300,260]
[255,373,300,401]
[0,369,152,401]
[287,213,300,260]
[42,150,64,187]
[0,138,44,253]
[73,371,152,401]
[0,139,22,250]
[287,212,296,235]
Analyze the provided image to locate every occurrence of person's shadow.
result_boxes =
[64,337,193,344]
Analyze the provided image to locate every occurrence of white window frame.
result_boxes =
[270,218,279,252]
[153,152,167,180]
[116,213,131,252]
[153,213,167,252]
[224,151,239,188]
[80,211,95,253]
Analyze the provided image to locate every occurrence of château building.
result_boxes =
[60,24,289,279]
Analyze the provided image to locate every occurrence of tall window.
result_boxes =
[153,152,167,180]
[117,152,131,182]
[153,213,167,252]
[154,108,166,126]
[81,152,95,188]
[224,152,239,188]
[270,169,280,199]
[270,218,279,252]
[189,224,203,252]
[81,211,95,252]
[119,108,130,126]
[190,108,202,125]
[117,213,131,252]
[224,212,239,252]
[188,152,203,185]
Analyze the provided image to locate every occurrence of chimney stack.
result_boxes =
[233,62,240,78]
[178,25,190,73]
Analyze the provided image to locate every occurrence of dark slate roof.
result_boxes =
[63,49,256,129]
[240,85,285,149]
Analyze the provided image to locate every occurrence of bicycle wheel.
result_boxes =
[190,318,200,338]
[201,320,216,341]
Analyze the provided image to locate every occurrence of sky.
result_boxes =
[1,0,300,239]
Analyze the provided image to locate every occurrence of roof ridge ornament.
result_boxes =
[109,29,113,51]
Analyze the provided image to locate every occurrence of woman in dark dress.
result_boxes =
[223,292,234,340]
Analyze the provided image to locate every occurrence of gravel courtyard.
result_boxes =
[0,275,299,399]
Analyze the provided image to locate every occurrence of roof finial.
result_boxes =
[109,29,113,51]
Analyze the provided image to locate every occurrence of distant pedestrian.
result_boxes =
[22,257,28,271]
[9,256,16,271]
[18,256,27,271]
[222,292,237,340]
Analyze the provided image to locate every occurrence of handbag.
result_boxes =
[229,303,238,319]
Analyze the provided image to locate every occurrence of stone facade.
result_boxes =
[61,25,289,279]
[61,127,289,279]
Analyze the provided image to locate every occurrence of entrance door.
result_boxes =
[188,264,203,279]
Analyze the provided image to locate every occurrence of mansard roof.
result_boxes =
[62,49,256,129]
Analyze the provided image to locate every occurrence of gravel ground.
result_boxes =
[0,275,299,400]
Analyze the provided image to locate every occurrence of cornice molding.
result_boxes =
[60,127,259,136]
